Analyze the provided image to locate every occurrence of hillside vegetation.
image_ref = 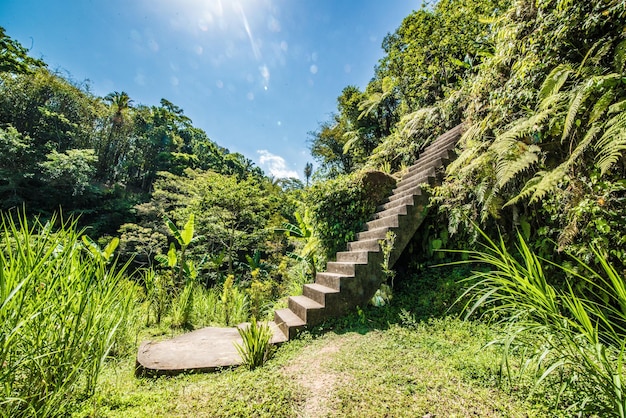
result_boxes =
[1,0,625,415]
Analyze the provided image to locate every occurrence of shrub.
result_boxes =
[306,170,395,257]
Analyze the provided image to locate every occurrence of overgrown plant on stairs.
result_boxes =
[372,230,396,307]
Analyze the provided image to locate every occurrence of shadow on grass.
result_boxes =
[310,263,478,337]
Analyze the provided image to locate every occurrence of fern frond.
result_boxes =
[446,146,479,176]
[529,167,569,204]
[505,126,600,206]
[400,107,437,138]
[588,89,615,124]
[596,112,626,175]
[578,37,611,75]
[558,219,579,251]
[539,64,573,101]
[460,117,493,146]
[614,39,626,73]
[505,173,544,207]
[495,144,541,188]
[561,79,596,142]
[608,99,626,115]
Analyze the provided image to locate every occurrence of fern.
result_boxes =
[497,107,555,145]
[578,37,612,74]
[561,74,621,142]
[596,112,626,175]
[561,79,594,142]
[608,99,626,115]
[400,107,437,138]
[588,89,615,124]
[495,143,541,188]
[539,64,572,101]
[506,125,601,206]
[614,39,626,73]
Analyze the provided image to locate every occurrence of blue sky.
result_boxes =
[2,0,419,179]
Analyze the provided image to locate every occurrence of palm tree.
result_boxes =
[99,91,133,181]
[304,162,313,186]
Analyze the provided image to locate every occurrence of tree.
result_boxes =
[303,162,313,186]
[0,26,45,74]
[98,91,134,181]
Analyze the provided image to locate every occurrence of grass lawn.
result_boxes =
[77,314,561,417]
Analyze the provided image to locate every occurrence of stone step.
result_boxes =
[404,151,451,178]
[288,295,325,325]
[336,250,370,263]
[371,202,408,220]
[377,193,415,212]
[393,173,436,195]
[387,186,423,202]
[417,137,457,161]
[348,238,381,252]
[356,226,390,241]
[326,261,356,276]
[365,214,399,231]
[303,283,340,306]
[274,308,305,340]
[418,130,460,156]
[315,271,352,290]
[393,170,436,195]
[401,152,450,181]
[267,320,289,344]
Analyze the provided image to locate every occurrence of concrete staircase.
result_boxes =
[134,125,462,376]
[271,125,463,341]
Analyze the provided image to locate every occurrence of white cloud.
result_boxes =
[257,150,299,179]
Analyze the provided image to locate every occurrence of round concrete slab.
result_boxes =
[136,327,243,377]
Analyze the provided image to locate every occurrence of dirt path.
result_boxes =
[281,334,355,418]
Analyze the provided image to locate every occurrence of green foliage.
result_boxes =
[0,211,135,417]
[371,230,397,307]
[0,26,46,74]
[463,230,626,416]
[278,208,323,279]
[39,148,98,196]
[305,171,395,257]
[430,0,626,270]
[234,318,276,370]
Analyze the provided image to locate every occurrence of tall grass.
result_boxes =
[462,230,626,416]
[0,212,134,417]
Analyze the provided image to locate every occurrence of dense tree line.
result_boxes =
[0,42,265,238]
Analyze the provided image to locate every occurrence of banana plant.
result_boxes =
[277,209,321,278]
[82,235,119,263]
[155,213,199,285]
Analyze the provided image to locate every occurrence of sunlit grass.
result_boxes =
[0,212,135,417]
